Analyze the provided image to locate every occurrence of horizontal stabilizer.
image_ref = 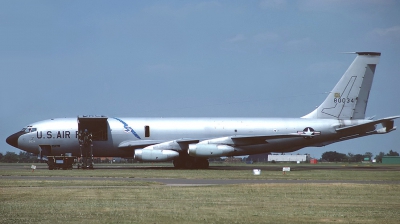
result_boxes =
[336,116,400,134]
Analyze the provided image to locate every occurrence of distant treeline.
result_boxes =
[0,151,38,163]
[321,150,399,163]
[1,150,399,163]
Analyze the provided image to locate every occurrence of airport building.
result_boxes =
[382,156,400,164]
[247,154,311,162]
[268,154,310,162]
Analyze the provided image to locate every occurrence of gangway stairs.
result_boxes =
[78,129,93,169]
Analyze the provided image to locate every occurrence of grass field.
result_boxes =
[1,163,400,223]
[1,162,400,181]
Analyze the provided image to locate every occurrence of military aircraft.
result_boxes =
[6,52,399,169]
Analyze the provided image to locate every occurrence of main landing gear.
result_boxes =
[173,156,209,169]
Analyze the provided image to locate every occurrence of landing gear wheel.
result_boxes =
[196,159,209,169]
[173,158,184,169]
[184,159,195,169]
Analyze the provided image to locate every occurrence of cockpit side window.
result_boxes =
[22,127,37,133]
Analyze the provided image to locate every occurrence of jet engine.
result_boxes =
[134,149,179,162]
[188,144,236,158]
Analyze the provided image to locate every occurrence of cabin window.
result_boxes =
[145,125,150,137]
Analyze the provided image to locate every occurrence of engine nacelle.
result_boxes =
[134,149,179,162]
[188,144,236,158]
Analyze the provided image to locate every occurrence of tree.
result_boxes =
[18,151,30,163]
[386,150,399,156]
[0,152,3,161]
[364,152,373,160]
[321,151,347,162]
[374,152,385,163]
[347,153,354,162]
[353,154,364,162]
[17,152,37,163]
[2,152,19,163]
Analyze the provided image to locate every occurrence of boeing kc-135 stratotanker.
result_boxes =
[6,52,399,169]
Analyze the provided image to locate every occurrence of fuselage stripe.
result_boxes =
[113,117,141,139]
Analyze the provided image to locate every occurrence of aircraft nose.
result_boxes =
[6,132,23,148]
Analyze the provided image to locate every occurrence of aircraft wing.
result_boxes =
[203,134,305,146]
[118,140,164,149]
[118,138,199,149]
[119,134,303,150]
[336,116,400,134]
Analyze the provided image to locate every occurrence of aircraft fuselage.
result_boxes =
[9,117,373,157]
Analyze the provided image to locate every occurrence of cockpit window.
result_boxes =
[21,127,37,133]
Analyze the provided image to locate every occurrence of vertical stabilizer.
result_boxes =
[302,52,380,120]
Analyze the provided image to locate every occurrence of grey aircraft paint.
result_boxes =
[6,52,399,169]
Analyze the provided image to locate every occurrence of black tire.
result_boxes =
[173,158,184,169]
[197,159,209,169]
[184,159,194,169]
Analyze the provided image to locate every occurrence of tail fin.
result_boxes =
[302,52,381,120]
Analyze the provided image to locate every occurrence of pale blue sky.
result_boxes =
[1,0,399,159]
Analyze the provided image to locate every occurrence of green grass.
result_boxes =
[0,179,162,187]
[1,183,399,223]
[1,163,400,223]
[1,163,399,181]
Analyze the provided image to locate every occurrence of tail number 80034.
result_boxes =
[334,98,355,103]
